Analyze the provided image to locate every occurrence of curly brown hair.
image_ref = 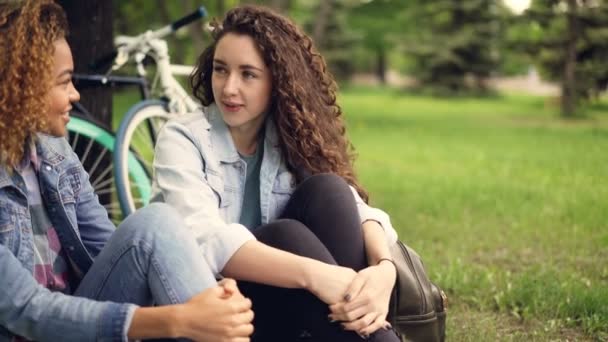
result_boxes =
[0,0,68,168]
[191,5,369,202]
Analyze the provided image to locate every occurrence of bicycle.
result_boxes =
[66,6,207,222]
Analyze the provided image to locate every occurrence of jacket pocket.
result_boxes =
[58,166,82,204]
[270,172,295,217]
[207,173,231,208]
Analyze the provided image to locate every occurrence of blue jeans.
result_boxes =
[74,203,216,337]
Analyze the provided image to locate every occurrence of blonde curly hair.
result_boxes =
[191,5,369,202]
[0,0,68,168]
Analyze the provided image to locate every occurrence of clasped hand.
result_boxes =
[181,278,254,342]
[328,262,396,336]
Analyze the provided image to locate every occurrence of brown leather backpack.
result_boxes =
[387,241,447,342]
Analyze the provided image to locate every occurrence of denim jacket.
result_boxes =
[0,134,135,342]
[152,103,398,276]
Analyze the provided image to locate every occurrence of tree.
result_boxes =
[268,0,293,13]
[305,0,357,81]
[346,0,406,84]
[57,0,113,127]
[520,0,608,117]
[405,0,504,95]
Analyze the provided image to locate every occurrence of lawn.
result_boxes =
[339,86,608,341]
[113,87,607,341]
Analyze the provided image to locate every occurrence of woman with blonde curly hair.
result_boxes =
[1,1,254,341]
[153,5,400,341]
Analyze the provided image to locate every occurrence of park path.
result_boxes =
[351,69,560,96]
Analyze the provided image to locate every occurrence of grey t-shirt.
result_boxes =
[238,141,263,230]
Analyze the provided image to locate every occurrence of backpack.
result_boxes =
[387,241,447,342]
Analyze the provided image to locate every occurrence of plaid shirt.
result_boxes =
[16,142,71,293]
[11,143,72,342]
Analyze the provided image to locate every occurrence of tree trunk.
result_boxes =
[312,0,333,49]
[57,0,113,128]
[562,0,578,117]
[376,46,387,85]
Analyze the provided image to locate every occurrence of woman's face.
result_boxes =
[211,33,272,136]
[45,38,79,137]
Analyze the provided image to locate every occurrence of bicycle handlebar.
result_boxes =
[88,6,207,71]
[172,6,207,32]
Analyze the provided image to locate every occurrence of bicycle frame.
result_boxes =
[73,74,150,101]
[109,7,205,114]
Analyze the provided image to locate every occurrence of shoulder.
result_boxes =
[171,110,211,130]
[35,133,78,163]
[161,111,210,140]
[156,111,213,157]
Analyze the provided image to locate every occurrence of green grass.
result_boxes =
[340,86,608,341]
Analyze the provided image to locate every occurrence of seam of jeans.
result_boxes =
[150,254,180,304]
[87,240,154,300]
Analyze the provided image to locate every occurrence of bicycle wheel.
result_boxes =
[114,99,171,217]
[67,112,149,224]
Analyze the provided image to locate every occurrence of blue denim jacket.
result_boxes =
[152,103,398,276]
[0,134,135,342]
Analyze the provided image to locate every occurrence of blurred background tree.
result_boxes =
[514,0,608,117]
[346,0,404,84]
[402,0,506,96]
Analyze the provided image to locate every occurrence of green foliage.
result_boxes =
[301,0,359,81]
[403,0,505,95]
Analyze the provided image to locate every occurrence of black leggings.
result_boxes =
[240,174,399,342]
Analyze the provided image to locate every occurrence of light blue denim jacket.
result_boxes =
[0,134,136,342]
[152,103,398,276]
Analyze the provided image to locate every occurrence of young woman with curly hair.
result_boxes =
[0,1,254,341]
[153,5,400,341]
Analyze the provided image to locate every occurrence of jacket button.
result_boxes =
[68,246,75,251]
[45,165,52,171]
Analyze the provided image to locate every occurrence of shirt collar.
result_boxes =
[206,102,281,164]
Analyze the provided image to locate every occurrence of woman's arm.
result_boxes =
[350,186,399,245]
[0,244,134,341]
[223,240,356,304]
[362,220,394,265]
[128,279,254,341]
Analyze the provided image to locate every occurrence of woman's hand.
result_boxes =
[308,263,358,305]
[328,261,396,336]
[177,278,254,341]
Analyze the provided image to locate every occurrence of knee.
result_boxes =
[256,219,334,262]
[255,219,316,247]
[130,203,183,227]
[299,173,350,197]
[117,203,188,241]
